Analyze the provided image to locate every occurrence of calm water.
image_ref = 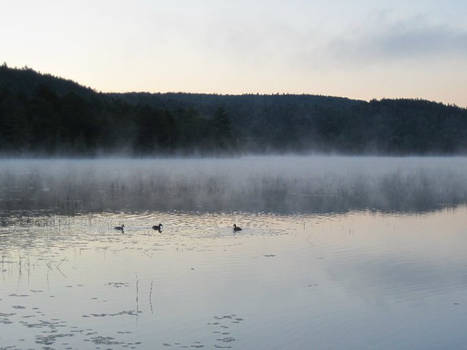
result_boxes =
[1,157,467,349]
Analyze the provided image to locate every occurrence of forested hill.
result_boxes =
[1,64,467,155]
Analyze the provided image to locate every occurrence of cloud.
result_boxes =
[324,15,467,65]
[189,10,467,72]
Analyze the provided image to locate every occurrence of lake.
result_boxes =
[1,156,467,349]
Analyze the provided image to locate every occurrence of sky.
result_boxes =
[2,0,467,106]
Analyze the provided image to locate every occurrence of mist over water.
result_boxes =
[2,156,467,349]
[1,156,467,215]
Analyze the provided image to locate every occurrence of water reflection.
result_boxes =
[1,156,467,215]
[0,208,467,349]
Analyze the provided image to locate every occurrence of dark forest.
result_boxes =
[1,64,466,156]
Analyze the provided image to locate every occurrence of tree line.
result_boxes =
[1,64,466,155]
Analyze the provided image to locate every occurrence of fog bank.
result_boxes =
[1,156,466,215]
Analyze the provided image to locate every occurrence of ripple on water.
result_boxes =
[1,206,467,349]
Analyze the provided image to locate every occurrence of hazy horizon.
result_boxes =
[4,63,467,111]
[2,1,467,107]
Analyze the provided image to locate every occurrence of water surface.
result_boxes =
[1,156,467,214]
[1,157,467,349]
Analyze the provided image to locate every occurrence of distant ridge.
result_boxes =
[1,64,466,155]
[0,64,96,98]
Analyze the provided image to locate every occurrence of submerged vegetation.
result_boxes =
[1,64,467,155]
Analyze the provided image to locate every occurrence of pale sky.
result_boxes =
[2,0,467,106]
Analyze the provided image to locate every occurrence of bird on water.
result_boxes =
[233,224,242,232]
[114,224,125,232]
[152,223,163,232]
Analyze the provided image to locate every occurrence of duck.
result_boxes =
[152,223,163,232]
[233,224,242,232]
[114,224,125,232]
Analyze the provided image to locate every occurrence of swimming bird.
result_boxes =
[114,224,125,232]
[152,223,163,232]
[233,224,242,232]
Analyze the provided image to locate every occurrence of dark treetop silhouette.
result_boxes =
[1,64,467,156]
